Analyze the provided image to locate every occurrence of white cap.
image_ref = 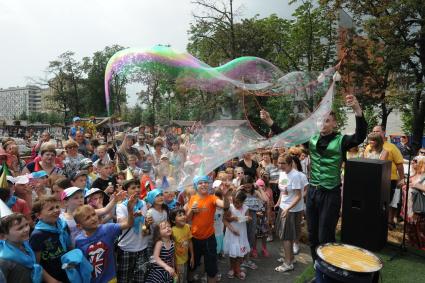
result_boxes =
[212,180,222,189]
[84,188,106,199]
[15,175,30,185]
[63,187,83,200]
[6,176,16,184]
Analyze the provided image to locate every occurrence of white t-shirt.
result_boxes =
[116,201,149,252]
[279,169,304,212]
[148,207,168,225]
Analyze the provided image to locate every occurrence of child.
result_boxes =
[186,175,230,282]
[70,170,89,194]
[51,177,71,202]
[170,208,194,283]
[92,145,111,168]
[144,220,176,283]
[146,189,168,225]
[0,213,59,283]
[30,195,72,282]
[223,190,251,280]
[213,180,225,258]
[73,193,137,283]
[140,163,155,199]
[127,154,142,178]
[116,179,152,283]
[255,178,272,256]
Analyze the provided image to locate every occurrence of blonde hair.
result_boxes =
[65,140,78,149]
[73,205,95,224]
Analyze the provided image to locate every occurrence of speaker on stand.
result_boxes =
[341,158,391,251]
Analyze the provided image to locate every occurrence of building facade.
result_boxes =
[0,85,42,119]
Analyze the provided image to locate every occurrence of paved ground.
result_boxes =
[215,239,313,283]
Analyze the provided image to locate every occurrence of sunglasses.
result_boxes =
[278,162,287,165]
[420,151,425,155]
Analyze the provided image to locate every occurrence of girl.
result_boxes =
[145,221,176,283]
[275,154,304,273]
[232,167,244,187]
[146,189,169,225]
[255,178,273,255]
[223,190,251,280]
[363,133,388,160]
[240,175,268,261]
[127,154,142,178]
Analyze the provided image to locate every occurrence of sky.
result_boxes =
[0,0,295,104]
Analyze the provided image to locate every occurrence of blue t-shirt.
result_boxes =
[30,230,69,282]
[75,223,121,283]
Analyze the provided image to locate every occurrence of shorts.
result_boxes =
[191,235,218,278]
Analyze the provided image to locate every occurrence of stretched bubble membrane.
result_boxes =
[105,45,337,188]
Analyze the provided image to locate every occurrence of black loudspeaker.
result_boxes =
[341,158,391,251]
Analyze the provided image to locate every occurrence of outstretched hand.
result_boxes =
[260,110,274,127]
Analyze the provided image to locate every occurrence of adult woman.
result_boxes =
[63,140,85,178]
[152,137,167,166]
[274,154,304,273]
[116,134,141,171]
[238,152,259,179]
[363,133,388,160]
[401,158,425,250]
[22,143,62,176]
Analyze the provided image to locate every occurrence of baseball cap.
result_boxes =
[6,176,16,184]
[212,180,222,189]
[70,170,88,180]
[31,171,48,179]
[160,154,169,160]
[15,175,30,185]
[84,188,107,199]
[63,187,83,200]
[72,116,81,122]
[79,158,93,170]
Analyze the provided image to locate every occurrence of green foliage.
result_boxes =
[363,105,379,134]
[323,0,425,151]
[27,112,62,124]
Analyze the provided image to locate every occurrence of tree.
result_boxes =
[19,111,28,121]
[187,0,342,132]
[324,0,425,151]
[82,45,127,116]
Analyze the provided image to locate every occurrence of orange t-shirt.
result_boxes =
[188,194,218,240]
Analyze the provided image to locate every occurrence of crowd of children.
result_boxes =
[0,126,311,283]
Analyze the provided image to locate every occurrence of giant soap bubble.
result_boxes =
[105,45,338,187]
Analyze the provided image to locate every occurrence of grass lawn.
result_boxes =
[295,245,425,283]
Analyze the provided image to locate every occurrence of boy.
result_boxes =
[116,179,152,282]
[186,175,230,283]
[71,170,89,193]
[73,192,137,283]
[0,213,59,283]
[30,195,72,282]
[91,161,114,194]
[170,208,194,283]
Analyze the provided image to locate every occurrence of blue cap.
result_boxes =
[145,189,163,205]
[31,170,48,179]
[193,175,210,190]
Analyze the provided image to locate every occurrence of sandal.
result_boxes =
[275,263,294,272]
[235,271,246,280]
[227,270,235,279]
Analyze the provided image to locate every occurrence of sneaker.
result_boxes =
[293,243,300,255]
[275,262,294,272]
[241,260,258,270]
[266,235,273,242]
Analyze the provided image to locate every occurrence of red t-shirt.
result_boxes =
[11,198,31,217]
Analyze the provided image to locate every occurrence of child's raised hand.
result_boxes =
[113,190,127,202]
[127,193,138,209]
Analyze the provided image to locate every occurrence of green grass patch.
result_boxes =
[295,246,425,283]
